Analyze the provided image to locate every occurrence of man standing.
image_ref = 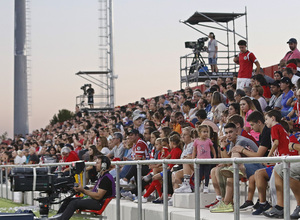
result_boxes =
[236,40,260,90]
[207,32,218,73]
[283,38,300,61]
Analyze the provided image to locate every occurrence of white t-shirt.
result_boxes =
[208,39,218,58]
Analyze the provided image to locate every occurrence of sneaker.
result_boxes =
[120,179,129,187]
[263,206,284,218]
[143,173,153,182]
[133,196,147,203]
[205,199,220,208]
[203,186,209,194]
[152,198,163,204]
[210,201,233,213]
[220,166,244,179]
[291,206,300,219]
[240,200,254,211]
[121,191,132,198]
[252,201,271,215]
[253,199,260,210]
[174,182,192,193]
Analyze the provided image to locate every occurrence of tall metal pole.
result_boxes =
[109,0,115,108]
[245,7,249,48]
[233,18,237,72]
[14,0,29,136]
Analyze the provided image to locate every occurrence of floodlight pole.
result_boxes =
[14,0,29,136]
[109,0,115,108]
[245,7,249,47]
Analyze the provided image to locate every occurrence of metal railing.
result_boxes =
[1,156,300,220]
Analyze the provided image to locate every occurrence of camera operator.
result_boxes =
[87,85,95,108]
[53,155,115,220]
[207,32,218,73]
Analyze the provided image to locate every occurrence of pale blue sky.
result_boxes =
[0,0,300,137]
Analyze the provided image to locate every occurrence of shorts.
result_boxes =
[265,166,274,179]
[244,163,265,179]
[88,96,94,105]
[208,58,217,65]
[236,78,251,90]
[274,162,300,181]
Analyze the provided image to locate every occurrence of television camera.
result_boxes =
[10,161,85,220]
[80,84,92,95]
[185,37,208,52]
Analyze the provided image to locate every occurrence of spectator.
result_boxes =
[282,38,300,61]
[236,40,261,90]
[266,80,283,111]
[28,147,39,164]
[280,77,294,117]
[209,91,226,124]
[273,71,283,81]
[195,109,219,133]
[228,103,240,116]
[106,132,125,161]
[96,136,110,155]
[61,146,80,173]
[234,89,246,103]
[251,85,268,111]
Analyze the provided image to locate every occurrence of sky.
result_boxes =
[1,0,300,138]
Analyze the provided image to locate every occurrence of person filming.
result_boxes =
[52,155,115,220]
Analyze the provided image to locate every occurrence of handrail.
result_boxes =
[1,155,298,220]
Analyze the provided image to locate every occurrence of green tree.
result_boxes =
[50,109,74,125]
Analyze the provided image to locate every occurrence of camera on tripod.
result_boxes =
[10,161,85,219]
[80,84,92,95]
[185,37,208,51]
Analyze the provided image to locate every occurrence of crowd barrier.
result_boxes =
[1,156,300,220]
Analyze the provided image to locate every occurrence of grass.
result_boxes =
[0,198,86,219]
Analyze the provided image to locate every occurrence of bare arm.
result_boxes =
[268,139,279,157]
[75,186,107,201]
[254,61,260,74]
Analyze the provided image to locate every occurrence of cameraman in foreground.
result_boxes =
[52,155,115,220]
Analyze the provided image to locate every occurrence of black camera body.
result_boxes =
[10,162,85,219]
[185,37,208,51]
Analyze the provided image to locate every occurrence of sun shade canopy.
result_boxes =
[185,12,245,25]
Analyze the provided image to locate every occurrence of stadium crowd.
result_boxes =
[2,38,300,218]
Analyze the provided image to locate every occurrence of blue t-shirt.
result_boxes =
[281,90,293,111]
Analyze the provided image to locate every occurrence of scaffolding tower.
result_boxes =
[76,0,115,110]
[180,9,248,88]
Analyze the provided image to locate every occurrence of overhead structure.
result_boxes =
[14,0,29,135]
[76,0,116,110]
[180,9,248,88]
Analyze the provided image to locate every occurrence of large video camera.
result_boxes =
[185,37,208,51]
[10,162,85,219]
[80,84,92,95]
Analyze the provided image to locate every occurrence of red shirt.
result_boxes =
[262,85,271,99]
[238,51,257,78]
[158,148,170,159]
[132,138,149,159]
[241,129,259,147]
[271,124,290,156]
[64,151,80,163]
[283,48,300,61]
[168,147,182,169]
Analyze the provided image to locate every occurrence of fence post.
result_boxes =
[137,163,142,220]
[194,161,200,220]
[1,167,3,198]
[115,164,121,220]
[233,161,240,220]
[5,167,8,199]
[283,160,290,220]
[163,162,168,220]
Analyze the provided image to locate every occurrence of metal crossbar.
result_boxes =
[1,156,300,220]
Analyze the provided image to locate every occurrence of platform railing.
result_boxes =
[1,156,300,220]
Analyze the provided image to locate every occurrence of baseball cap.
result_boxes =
[287,38,297,44]
[128,129,139,135]
[270,80,281,88]
[286,63,297,70]
[281,77,292,84]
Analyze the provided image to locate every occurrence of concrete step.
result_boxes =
[173,192,216,209]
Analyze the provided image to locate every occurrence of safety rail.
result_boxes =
[1,156,300,220]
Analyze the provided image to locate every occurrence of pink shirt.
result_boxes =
[193,138,213,159]
[245,109,260,141]
[283,48,300,61]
